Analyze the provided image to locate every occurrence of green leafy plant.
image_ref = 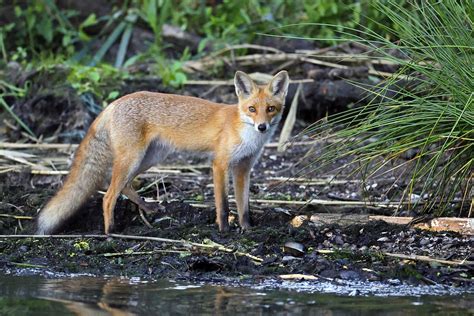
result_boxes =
[138,0,172,46]
[0,79,35,137]
[4,1,78,57]
[152,48,190,88]
[66,63,126,100]
[302,0,473,215]
[262,0,409,44]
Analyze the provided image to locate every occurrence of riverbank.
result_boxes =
[1,136,472,290]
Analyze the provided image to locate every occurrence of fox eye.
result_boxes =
[248,106,256,113]
[267,106,276,112]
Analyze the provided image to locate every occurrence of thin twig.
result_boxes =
[137,208,153,229]
[0,214,33,220]
[267,176,362,185]
[0,234,107,238]
[102,250,189,257]
[0,142,78,149]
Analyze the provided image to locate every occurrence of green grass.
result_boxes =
[301,0,473,215]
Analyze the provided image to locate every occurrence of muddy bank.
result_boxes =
[0,135,472,290]
[0,218,472,290]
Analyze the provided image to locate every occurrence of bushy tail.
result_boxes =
[36,125,111,235]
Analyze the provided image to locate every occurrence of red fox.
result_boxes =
[36,70,290,234]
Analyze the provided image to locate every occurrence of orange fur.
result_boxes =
[36,71,290,234]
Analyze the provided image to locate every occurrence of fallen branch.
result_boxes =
[383,252,474,266]
[183,198,426,210]
[0,234,263,263]
[0,234,107,238]
[29,168,182,176]
[369,216,474,235]
[102,250,189,257]
[107,234,263,263]
[184,52,410,80]
[10,262,47,269]
[0,142,78,149]
[279,274,318,280]
[208,44,284,57]
[295,51,400,66]
[0,214,33,220]
[267,176,362,185]
[277,83,301,152]
[243,198,416,208]
[184,78,313,86]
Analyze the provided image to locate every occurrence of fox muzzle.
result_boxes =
[255,123,269,133]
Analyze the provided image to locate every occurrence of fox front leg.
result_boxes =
[212,159,230,232]
[232,157,253,230]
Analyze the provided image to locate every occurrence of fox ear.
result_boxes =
[268,70,290,100]
[234,71,257,99]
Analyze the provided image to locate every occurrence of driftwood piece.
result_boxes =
[279,274,318,280]
[303,213,473,235]
[382,252,474,266]
[277,83,301,152]
[369,216,474,236]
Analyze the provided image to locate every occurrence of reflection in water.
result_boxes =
[39,278,137,316]
[0,275,472,315]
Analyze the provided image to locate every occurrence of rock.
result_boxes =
[409,193,422,203]
[334,236,344,245]
[282,255,301,262]
[388,279,401,285]
[290,215,308,228]
[322,240,332,248]
[419,238,430,246]
[283,242,305,257]
[348,289,360,296]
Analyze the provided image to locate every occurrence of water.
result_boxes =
[0,275,473,315]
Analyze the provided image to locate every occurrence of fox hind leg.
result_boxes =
[120,140,170,215]
[103,150,146,234]
[122,185,161,214]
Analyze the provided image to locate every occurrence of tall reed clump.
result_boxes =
[302,1,473,216]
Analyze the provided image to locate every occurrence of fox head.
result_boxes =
[234,70,290,133]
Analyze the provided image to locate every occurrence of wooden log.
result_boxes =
[305,214,474,235]
[369,216,474,235]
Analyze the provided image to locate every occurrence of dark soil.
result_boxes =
[0,130,472,289]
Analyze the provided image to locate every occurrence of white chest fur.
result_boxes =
[231,124,276,163]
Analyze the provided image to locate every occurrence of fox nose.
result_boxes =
[257,124,267,132]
